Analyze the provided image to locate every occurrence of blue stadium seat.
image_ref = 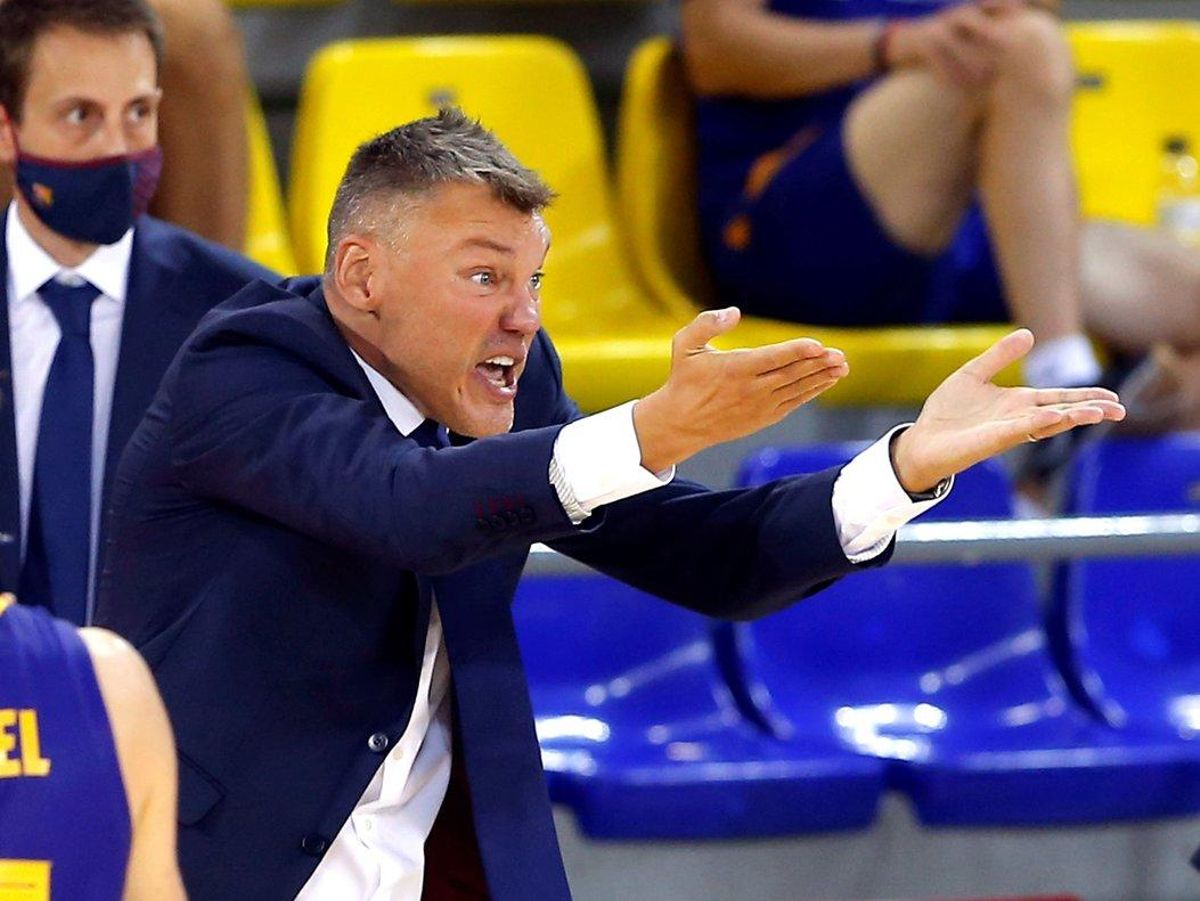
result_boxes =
[513,573,886,838]
[1059,436,1200,740]
[734,443,1200,825]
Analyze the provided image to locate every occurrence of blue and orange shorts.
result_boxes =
[705,117,1008,327]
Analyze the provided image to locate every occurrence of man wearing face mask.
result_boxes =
[0,0,257,251]
[0,0,278,625]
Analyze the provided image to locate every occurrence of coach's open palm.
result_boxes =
[891,329,1126,493]
[635,307,849,472]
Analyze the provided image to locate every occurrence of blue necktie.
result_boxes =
[19,278,99,625]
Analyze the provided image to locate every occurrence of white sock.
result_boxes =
[1022,333,1103,388]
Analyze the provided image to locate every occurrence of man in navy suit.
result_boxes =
[96,109,1124,900]
[0,0,276,624]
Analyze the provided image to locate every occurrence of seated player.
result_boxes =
[682,0,1200,421]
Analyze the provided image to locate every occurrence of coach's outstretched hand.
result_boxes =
[635,307,849,471]
[891,328,1126,493]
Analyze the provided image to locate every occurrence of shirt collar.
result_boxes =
[350,349,425,437]
[5,201,132,306]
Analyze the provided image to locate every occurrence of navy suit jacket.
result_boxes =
[0,214,276,604]
[95,276,890,901]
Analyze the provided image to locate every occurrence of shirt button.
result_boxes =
[300,833,328,856]
[367,732,389,753]
[0,532,13,545]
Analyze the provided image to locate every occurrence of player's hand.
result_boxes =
[890,329,1125,493]
[887,0,1020,88]
[634,308,848,471]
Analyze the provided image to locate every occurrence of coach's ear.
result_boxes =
[176,751,224,827]
[329,233,381,317]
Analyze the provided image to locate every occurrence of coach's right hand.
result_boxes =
[633,307,848,472]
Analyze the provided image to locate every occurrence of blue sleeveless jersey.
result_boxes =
[0,598,131,901]
[695,0,960,232]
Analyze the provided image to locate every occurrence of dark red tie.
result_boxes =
[422,710,490,900]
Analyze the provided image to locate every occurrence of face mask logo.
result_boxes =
[30,183,53,208]
[13,145,163,246]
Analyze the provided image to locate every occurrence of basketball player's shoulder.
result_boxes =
[77,629,175,800]
[79,632,186,899]
[78,628,158,713]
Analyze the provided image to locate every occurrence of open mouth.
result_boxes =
[476,355,519,394]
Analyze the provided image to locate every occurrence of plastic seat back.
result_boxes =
[736,446,1060,755]
[616,36,714,317]
[514,572,891,839]
[513,575,735,740]
[244,93,298,275]
[1061,436,1200,735]
[289,36,656,334]
[1069,21,1200,225]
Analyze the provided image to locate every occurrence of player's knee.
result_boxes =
[884,67,986,126]
[993,8,1074,108]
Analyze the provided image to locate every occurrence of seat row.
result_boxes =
[239,23,1200,411]
[513,435,1200,838]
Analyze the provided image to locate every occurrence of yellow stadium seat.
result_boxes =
[616,36,1018,406]
[245,94,298,275]
[1068,21,1200,225]
[290,37,644,318]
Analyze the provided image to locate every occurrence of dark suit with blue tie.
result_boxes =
[95,275,889,901]
[0,214,277,617]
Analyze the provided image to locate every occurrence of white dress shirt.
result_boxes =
[298,351,949,900]
[5,202,132,621]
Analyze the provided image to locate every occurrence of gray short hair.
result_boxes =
[324,107,555,270]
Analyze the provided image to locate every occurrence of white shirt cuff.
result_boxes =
[550,401,675,524]
[832,424,953,563]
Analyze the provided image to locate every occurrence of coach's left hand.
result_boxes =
[890,328,1125,493]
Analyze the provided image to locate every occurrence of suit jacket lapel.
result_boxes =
[102,224,191,530]
[0,230,21,587]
